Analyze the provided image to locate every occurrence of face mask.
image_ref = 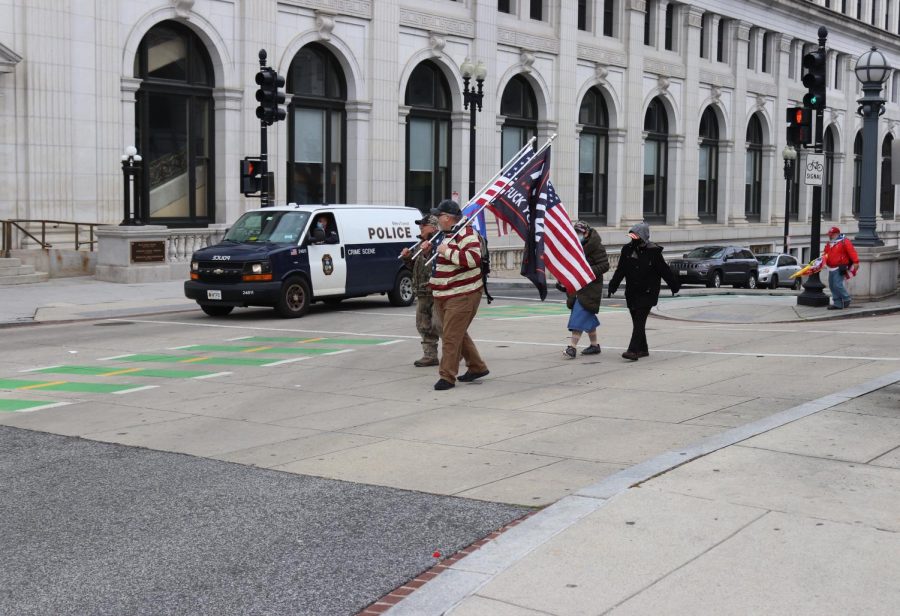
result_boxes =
[317,222,325,230]
[577,233,586,243]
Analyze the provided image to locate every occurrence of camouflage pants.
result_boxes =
[416,294,442,359]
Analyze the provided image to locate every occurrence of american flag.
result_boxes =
[462,147,535,237]
[490,147,595,299]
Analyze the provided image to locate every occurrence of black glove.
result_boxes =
[607,287,616,297]
[555,283,567,293]
[671,285,680,296]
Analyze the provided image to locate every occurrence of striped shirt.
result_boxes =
[429,225,483,299]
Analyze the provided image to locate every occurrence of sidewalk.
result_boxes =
[388,372,900,615]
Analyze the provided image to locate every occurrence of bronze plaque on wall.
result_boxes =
[130,241,166,263]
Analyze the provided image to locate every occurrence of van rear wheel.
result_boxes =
[388,270,415,307]
[200,304,233,317]
[276,277,310,318]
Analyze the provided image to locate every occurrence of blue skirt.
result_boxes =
[567,298,600,332]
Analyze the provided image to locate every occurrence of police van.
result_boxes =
[184,204,419,317]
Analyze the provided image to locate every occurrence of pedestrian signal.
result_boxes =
[786,107,812,147]
[240,157,261,195]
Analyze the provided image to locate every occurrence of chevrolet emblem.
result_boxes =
[213,268,224,275]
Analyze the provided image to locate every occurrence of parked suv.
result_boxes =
[669,246,759,289]
[755,253,802,289]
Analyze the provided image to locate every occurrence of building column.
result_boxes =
[772,34,794,226]
[717,140,734,224]
[472,0,499,205]
[679,5,705,226]
[555,0,579,220]
[212,88,243,224]
[621,0,648,227]
[345,101,372,204]
[607,128,627,228]
[370,0,401,203]
[730,21,753,225]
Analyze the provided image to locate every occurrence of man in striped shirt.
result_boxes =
[424,199,490,391]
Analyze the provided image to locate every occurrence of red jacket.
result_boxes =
[823,236,859,268]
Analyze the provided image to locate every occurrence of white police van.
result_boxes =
[184,204,419,317]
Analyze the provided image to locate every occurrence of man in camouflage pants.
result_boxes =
[400,215,442,367]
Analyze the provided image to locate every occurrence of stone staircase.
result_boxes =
[0,257,49,285]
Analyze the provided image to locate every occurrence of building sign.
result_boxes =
[804,154,825,186]
[130,241,166,263]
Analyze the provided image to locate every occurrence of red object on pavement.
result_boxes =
[432,551,441,558]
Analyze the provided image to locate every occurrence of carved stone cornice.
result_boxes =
[0,42,23,73]
[278,0,372,20]
[577,44,627,68]
[498,28,559,54]
[644,59,685,79]
[747,80,777,97]
[699,70,735,88]
[736,21,753,41]
[400,8,474,38]
[778,34,793,54]
[686,6,704,28]
[628,0,647,12]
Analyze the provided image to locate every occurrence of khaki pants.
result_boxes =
[415,294,441,359]
[434,291,487,384]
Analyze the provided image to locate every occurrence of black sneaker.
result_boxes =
[563,346,577,359]
[458,369,490,382]
[434,378,455,390]
[581,345,601,355]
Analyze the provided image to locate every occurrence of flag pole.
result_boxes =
[424,133,557,265]
[398,138,538,260]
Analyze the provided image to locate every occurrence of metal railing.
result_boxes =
[1,219,100,256]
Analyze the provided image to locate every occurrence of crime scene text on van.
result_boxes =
[368,226,412,240]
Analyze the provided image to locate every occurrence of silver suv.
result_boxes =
[755,253,802,289]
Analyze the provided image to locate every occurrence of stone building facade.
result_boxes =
[2,0,900,259]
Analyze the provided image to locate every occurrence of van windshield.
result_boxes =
[685,247,725,259]
[224,211,311,244]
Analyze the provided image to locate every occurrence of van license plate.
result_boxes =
[207,290,222,300]
[678,270,687,276]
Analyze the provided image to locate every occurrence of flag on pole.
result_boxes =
[488,147,595,299]
[462,147,535,237]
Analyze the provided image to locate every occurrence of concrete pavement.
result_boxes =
[1,275,899,615]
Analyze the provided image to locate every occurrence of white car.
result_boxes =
[755,253,802,290]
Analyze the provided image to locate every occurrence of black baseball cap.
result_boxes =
[431,199,462,217]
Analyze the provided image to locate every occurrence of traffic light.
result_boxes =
[240,157,261,195]
[255,67,286,125]
[786,107,812,147]
[802,48,827,110]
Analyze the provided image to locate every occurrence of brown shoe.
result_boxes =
[636,351,649,358]
[621,351,640,361]
[414,357,439,367]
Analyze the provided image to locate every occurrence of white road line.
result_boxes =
[262,357,310,367]
[489,295,567,304]
[98,354,135,361]
[324,349,354,356]
[226,335,253,341]
[112,385,158,395]
[19,365,62,373]
[167,345,196,350]
[112,319,900,362]
[669,324,900,336]
[12,401,72,413]
[192,371,231,380]
[492,314,568,322]
[377,340,405,346]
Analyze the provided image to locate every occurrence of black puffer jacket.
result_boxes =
[608,241,679,310]
[565,227,609,314]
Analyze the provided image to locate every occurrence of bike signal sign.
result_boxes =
[804,154,825,186]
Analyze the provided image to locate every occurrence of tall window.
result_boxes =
[698,108,719,221]
[744,115,763,221]
[578,88,610,223]
[578,0,588,30]
[824,127,836,219]
[498,0,511,13]
[852,131,863,217]
[287,44,346,205]
[643,98,669,221]
[882,134,894,218]
[133,21,215,226]
[664,4,675,51]
[699,15,707,59]
[500,75,538,163]
[716,19,725,62]
[603,0,615,37]
[405,62,451,212]
[644,0,654,46]
[761,32,772,73]
[530,0,543,20]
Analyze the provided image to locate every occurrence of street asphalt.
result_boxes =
[0,426,526,616]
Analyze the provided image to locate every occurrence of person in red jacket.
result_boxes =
[822,226,860,309]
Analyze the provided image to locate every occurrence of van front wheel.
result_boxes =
[276,277,311,318]
[388,270,415,307]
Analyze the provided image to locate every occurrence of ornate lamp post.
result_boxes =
[782,144,797,254]
[120,145,143,226]
[461,57,486,200]
[854,46,890,247]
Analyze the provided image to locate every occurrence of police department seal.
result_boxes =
[322,254,334,276]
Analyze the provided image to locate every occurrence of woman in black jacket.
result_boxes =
[607,222,679,361]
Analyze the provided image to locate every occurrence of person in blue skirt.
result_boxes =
[561,221,610,358]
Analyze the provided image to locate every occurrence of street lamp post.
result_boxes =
[782,145,797,255]
[120,145,143,226]
[461,58,486,200]
[854,46,890,247]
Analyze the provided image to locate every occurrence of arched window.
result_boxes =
[824,126,836,219]
[698,107,719,221]
[578,88,610,222]
[852,131,863,217]
[287,44,346,205]
[500,75,538,163]
[133,21,214,225]
[744,115,763,221]
[405,61,451,212]
[881,133,894,218]
[643,98,669,220]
